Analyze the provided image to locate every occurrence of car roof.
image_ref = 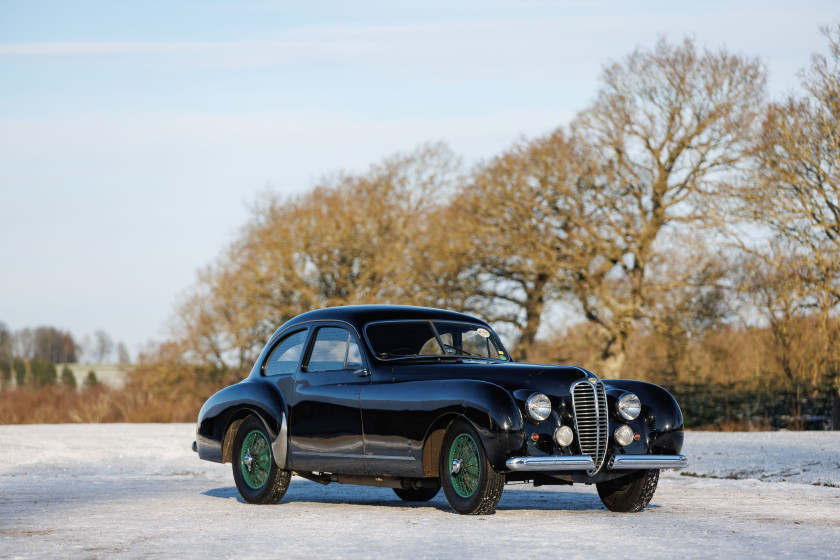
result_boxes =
[272,305,490,338]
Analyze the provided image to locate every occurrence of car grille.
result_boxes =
[571,379,608,475]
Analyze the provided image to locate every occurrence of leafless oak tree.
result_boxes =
[748,24,840,306]
[744,24,840,420]
[172,143,459,370]
[446,130,591,360]
[566,37,765,376]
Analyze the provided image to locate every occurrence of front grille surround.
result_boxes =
[571,379,609,475]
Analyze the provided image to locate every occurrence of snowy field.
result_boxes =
[1,424,838,559]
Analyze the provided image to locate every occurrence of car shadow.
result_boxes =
[203,487,243,501]
[202,485,453,511]
[201,480,652,513]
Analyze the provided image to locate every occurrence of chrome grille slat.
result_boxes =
[571,379,609,475]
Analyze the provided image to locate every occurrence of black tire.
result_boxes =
[439,420,504,515]
[231,416,291,505]
[596,469,659,513]
[393,485,440,502]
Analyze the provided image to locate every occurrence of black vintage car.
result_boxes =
[194,305,686,514]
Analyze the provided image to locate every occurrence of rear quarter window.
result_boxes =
[264,330,308,376]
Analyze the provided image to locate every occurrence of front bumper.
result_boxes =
[506,455,595,471]
[506,454,687,472]
[608,454,688,470]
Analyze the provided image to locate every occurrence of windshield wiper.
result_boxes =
[442,344,482,358]
[379,349,419,359]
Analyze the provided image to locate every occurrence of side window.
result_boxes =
[347,338,362,369]
[264,330,308,376]
[306,327,362,373]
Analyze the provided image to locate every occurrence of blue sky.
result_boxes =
[1,1,838,358]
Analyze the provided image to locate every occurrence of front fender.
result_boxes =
[451,380,526,470]
[364,378,525,472]
[603,379,684,455]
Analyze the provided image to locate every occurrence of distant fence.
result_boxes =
[670,384,837,430]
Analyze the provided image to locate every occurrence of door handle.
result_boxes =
[353,368,371,377]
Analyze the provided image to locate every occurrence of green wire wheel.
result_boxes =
[231,416,291,505]
[440,420,505,515]
[239,429,272,489]
[448,433,481,497]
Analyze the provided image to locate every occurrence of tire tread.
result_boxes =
[596,469,659,513]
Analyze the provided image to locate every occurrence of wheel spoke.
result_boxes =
[241,430,272,490]
[449,432,481,498]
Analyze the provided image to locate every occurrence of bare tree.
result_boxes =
[14,328,34,360]
[117,342,131,365]
[643,232,734,382]
[744,23,840,424]
[747,24,840,302]
[446,129,590,360]
[0,321,11,361]
[93,330,114,363]
[295,142,459,306]
[739,247,819,387]
[172,143,459,370]
[567,37,766,376]
[32,327,77,363]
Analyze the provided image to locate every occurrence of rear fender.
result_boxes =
[196,379,289,467]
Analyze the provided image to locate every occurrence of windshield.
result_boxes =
[365,320,509,361]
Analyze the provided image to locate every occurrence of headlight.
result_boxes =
[554,425,574,447]
[614,424,634,447]
[525,393,552,422]
[616,392,641,421]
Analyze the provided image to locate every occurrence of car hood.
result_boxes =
[389,360,593,396]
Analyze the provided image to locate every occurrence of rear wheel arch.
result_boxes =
[221,407,283,464]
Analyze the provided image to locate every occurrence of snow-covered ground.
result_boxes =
[1,424,838,559]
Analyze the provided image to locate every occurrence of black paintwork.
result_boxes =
[196,305,684,484]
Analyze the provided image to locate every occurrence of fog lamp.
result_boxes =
[615,424,634,447]
[554,425,574,447]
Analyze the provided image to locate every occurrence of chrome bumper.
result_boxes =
[506,454,687,472]
[608,454,688,470]
[506,455,595,471]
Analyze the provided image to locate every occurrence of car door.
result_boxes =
[288,323,369,475]
[359,321,445,477]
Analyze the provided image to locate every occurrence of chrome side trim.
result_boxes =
[271,414,288,469]
[363,455,416,461]
[506,455,596,472]
[294,452,366,459]
[608,454,688,470]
